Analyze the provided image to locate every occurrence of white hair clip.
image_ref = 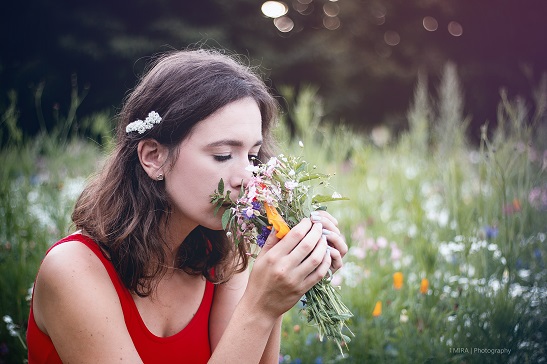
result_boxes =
[126,111,162,134]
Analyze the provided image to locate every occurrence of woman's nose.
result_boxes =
[229,160,253,190]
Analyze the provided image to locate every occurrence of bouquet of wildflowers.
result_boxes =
[211,153,353,354]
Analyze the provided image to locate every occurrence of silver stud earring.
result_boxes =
[156,173,164,181]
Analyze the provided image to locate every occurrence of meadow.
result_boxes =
[1,65,546,363]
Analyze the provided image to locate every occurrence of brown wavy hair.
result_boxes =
[72,49,279,297]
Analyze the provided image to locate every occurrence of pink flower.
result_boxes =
[244,206,255,218]
[349,247,366,259]
[365,237,378,251]
[377,236,388,249]
[265,157,278,177]
[390,243,402,261]
[352,225,365,240]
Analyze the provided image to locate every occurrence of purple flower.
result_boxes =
[252,201,261,210]
[484,226,498,239]
[529,186,547,211]
[257,226,271,248]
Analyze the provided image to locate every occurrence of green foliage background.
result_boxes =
[1,66,546,363]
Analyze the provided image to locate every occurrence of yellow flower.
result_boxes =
[264,203,291,239]
[372,301,382,317]
[393,272,403,290]
[420,278,429,294]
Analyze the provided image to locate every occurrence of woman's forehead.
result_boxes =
[188,98,263,141]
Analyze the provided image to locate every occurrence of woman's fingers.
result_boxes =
[288,221,324,265]
[328,245,343,272]
[311,211,340,234]
[267,218,314,256]
[311,210,347,274]
[302,237,332,287]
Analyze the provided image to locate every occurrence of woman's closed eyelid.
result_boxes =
[214,154,232,162]
[213,153,258,163]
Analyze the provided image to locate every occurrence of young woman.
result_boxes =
[27,49,347,363]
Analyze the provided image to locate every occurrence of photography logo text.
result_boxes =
[449,347,511,355]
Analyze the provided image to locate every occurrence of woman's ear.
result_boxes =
[137,139,168,180]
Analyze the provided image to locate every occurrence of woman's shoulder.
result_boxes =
[33,237,122,331]
[39,237,106,280]
[31,237,142,362]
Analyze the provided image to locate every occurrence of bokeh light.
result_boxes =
[261,1,288,18]
[293,1,308,14]
[375,43,392,58]
[274,16,294,32]
[323,2,340,17]
[423,16,438,31]
[375,16,386,25]
[448,21,463,36]
[384,30,400,46]
[323,16,341,30]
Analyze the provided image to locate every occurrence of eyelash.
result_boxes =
[213,154,259,163]
[214,155,232,162]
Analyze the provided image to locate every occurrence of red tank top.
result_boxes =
[27,233,214,363]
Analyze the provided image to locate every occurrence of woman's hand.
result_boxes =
[245,217,331,319]
[210,212,347,364]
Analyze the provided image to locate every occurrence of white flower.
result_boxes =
[245,165,260,173]
[126,111,162,134]
[400,309,409,323]
[285,181,298,190]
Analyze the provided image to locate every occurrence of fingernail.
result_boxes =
[322,229,331,236]
[311,212,322,223]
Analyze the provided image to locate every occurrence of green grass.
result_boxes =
[276,79,546,363]
[1,68,546,363]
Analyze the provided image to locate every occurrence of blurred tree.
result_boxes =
[1,0,546,141]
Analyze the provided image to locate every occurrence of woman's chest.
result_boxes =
[132,273,206,337]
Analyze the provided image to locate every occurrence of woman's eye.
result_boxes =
[214,155,232,162]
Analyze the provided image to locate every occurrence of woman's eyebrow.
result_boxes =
[205,139,263,148]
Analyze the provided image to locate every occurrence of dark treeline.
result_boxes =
[1,0,546,141]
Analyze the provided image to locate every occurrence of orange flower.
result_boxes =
[512,198,521,211]
[420,278,429,294]
[393,272,403,290]
[372,301,382,317]
[264,203,291,239]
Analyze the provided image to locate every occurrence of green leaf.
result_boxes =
[221,208,232,230]
[213,202,222,216]
[295,161,307,174]
[299,173,328,182]
[312,194,350,204]
[217,178,224,195]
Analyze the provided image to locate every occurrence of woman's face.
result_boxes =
[164,97,263,234]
